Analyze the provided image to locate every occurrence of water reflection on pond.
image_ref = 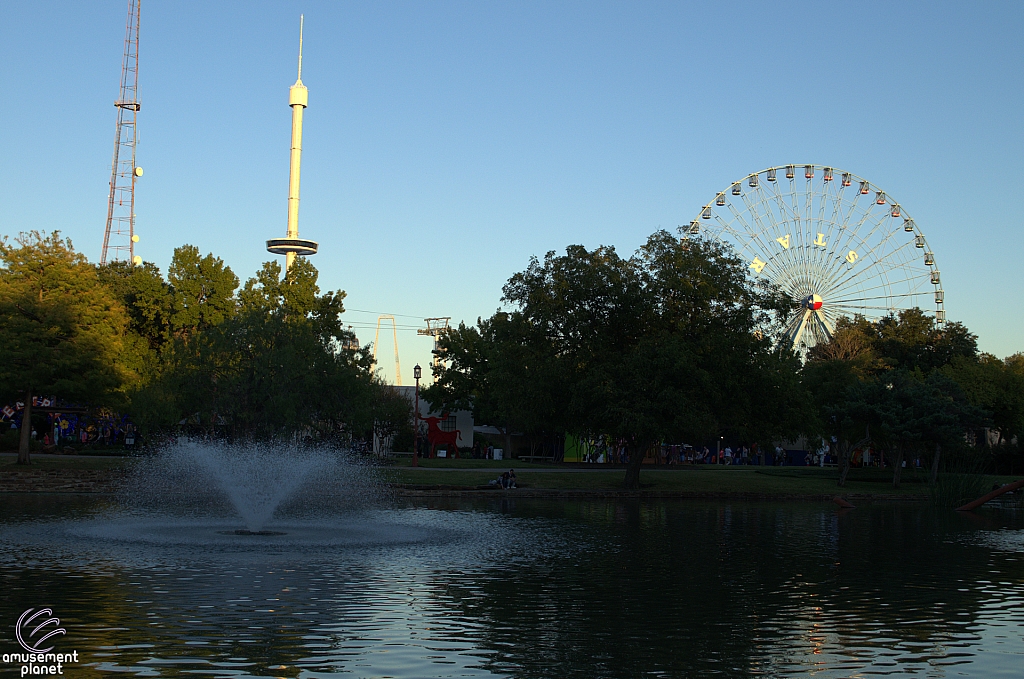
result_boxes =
[1,496,1023,678]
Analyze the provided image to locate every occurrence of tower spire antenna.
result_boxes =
[267,15,318,271]
[297,14,303,82]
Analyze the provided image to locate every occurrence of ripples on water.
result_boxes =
[1,497,1024,678]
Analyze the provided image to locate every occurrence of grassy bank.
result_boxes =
[388,457,554,469]
[2,453,1017,501]
[0,453,132,471]
[385,464,1021,498]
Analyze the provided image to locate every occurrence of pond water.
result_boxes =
[1,496,1023,678]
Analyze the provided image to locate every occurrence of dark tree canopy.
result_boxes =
[806,309,991,486]
[0,231,389,450]
[429,230,808,488]
[809,309,978,373]
[154,257,375,439]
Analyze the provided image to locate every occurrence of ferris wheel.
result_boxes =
[686,164,945,351]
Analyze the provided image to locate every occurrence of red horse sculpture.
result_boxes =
[419,413,462,458]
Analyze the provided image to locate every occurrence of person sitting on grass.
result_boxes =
[508,469,517,489]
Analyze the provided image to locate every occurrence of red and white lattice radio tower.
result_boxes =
[101,0,142,266]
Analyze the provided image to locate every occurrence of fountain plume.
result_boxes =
[119,440,386,532]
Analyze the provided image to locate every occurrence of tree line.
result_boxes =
[0,231,409,464]
[423,229,1024,489]
[4,228,1021,484]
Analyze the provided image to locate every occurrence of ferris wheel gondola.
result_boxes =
[687,165,945,351]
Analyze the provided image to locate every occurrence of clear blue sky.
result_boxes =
[2,1,1022,381]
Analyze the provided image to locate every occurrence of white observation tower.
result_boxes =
[266,15,318,271]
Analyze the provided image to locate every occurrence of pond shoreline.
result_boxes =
[0,462,949,502]
[388,485,923,502]
[0,468,125,493]
[0,467,922,502]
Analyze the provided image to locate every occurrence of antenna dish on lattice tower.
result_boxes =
[418,317,451,376]
[372,315,402,386]
[101,0,142,266]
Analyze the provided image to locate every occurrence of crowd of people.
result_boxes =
[6,409,137,452]
[578,439,841,467]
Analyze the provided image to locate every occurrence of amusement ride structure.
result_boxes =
[373,315,403,386]
[418,317,451,378]
[101,0,142,266]
[687,165,944,352]
[369,316,454,386]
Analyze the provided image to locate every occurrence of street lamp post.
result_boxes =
[413,364,422,468]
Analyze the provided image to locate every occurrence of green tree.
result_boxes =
[0,232,129,463]
[96,260,179,435]
[806,315,878,367]
[871,309,978,372]
[915,370,988,483]
[150,245,239,434]
[499,240,662,481]
[97,260,174,352]
[846,370,984,488]
[804,318,880,486]
[637,231,808,457]
[1006,353,1024,445]
[167,245,239,339]
[430,230,805,489]
[803,356,871,487]
[371,383,414,456]
[166,258,374,439]
[423,312,565,459]
[943,353,1024,449]
[806,312,990,485]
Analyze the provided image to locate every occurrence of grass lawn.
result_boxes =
[387,457,553,469]
[4,452,1015,501]
[386,464,1022,497]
